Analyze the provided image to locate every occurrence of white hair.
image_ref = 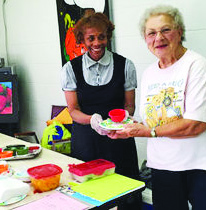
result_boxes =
[139,5,186,41]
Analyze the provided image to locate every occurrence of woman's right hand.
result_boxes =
[90,113,110,135]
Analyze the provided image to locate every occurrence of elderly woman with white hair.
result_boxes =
[108,5,206,210]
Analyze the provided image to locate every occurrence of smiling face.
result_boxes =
[83,27,108,61]
[144,14,183,62]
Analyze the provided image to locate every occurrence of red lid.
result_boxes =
[68,159,115,176]
[27,164,63,179]
[29,146,40,151]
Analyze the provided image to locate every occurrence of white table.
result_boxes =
[0,133,145,210]
[0,133,83,210]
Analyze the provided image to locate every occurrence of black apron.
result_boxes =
[70,53,139,179]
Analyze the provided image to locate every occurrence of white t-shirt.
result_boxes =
[140,50,206,171]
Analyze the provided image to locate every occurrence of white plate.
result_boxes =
[0,194,26,206]
[99,118,133,130]
[13,169,30,182]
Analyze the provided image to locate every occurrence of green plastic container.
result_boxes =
[16,147,29,155]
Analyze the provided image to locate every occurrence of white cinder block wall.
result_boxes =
[0,0,206,167]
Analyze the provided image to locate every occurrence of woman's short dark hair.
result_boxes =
[73,12,115,44]
[139,5,186,42]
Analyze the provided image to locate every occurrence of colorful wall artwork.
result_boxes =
[56,0,110,66]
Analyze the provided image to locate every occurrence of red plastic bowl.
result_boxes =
[109,109,125,122]
[27,164,63,192]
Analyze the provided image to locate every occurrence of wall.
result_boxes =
[0,0,206,166]
[0,0,8,64]
[0,0,65,139]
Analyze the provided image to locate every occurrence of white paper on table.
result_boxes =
[14,191,91,210]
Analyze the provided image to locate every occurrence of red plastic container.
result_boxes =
[0,151,13,159]
[0,161,8,174]
[27,164,63,192]
[69,159,115,182]
[109,109,126,122]
[29,146,40,152]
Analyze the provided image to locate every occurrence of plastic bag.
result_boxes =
[41,121,71,154]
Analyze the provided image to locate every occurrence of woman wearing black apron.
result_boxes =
[61,12,141,210]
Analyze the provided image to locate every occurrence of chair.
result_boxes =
[14,131,40,144]
[46,105,73,155]
[51,105,67,119]
[46,105,73,133]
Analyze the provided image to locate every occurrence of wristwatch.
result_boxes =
[150,127,157,137]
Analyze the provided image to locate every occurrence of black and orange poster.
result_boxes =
[56,0,110,66]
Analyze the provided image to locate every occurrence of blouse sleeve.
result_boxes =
[124,58,137,91]
[60,61,77,91]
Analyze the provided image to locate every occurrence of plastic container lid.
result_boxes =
[29,146,40,151]
[69,159,115,176]
[27,164,63,179]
